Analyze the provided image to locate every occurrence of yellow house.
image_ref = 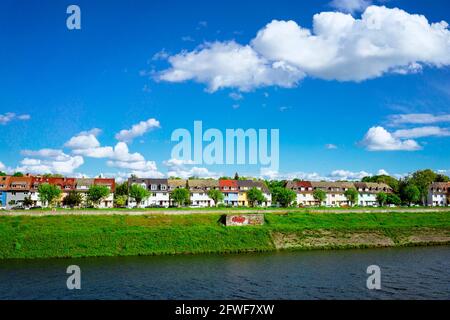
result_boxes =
[238,191,248,206]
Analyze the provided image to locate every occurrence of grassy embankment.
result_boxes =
[0,211,449,259]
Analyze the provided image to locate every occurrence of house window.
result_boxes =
[151,184,157,191]
[161,185,167,190]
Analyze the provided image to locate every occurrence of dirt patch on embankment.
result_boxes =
[270,228,450,250]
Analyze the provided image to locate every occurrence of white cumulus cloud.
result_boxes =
[115,118,161,143]
[360,126,422,151]
[156,6,450,91]
[16,156,84,175]
[158,41,304,92]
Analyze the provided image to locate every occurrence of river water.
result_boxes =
[0,246,449,300]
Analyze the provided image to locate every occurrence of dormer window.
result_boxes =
[151,184,157,191]
[161,185,167,190]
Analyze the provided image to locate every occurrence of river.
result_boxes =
[0,246,449,300]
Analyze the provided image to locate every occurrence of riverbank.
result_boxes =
[1,211,449,259]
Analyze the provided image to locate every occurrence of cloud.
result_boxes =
[64,130,101,150]
[197,21,208,29]
[377,169,389,175]
[229,92,244,100]
[329,169,371,180]
[279,106,291,112]
[325,144,338,149]
[17,114,31,120]
[152,49,170,61]
[260,168,370,181]
[157,6,450,91]
[115,118,161,143]
[64,129,164,177]
[0,161,5,171]
[163,158,195,167]
[330,0,371,14]
[182,36,195,42]
[16,156,84,175]
[260,168,329,181]
[388,113,450,125]
[158,41,304,92]
[167,167,221,179]
[393,126,450,138]
[261,168,397,181]
[164,158,221,179]
[0,112,31,125]
[21,149,71,161]
[360,126,422,151]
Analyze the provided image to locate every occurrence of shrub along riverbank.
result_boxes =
[1,211,449,259]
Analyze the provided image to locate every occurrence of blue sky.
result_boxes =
[1,0,449,181]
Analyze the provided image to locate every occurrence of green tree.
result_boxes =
[62,191,83,208]
[271,186,296,207]
[266,180,287,193]
[408,169,439,205]
[313,189,326,206]
[23,196,33,208]
[129,184,150,207]
[87,185,110,208]
[115,182,129,196]
[376,192,388,207]
[12,172,24,177]
[344,188,359,206]
[207,189,224,207]
[246,187,267,207]
[403,184,421,206]
[114,195,128,208]
[170,188,190,207]
[435,174,450,182]
[234,172,239,180]
[0,171,6,176]
[386,193,401,206]
[37,183,62,207]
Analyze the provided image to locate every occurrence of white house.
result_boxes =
[128,178,170,208]
[285,181,315,206]
[188,179,219,207]
[354,182,393,206]
[310,181,355,207]
[427,182,449,206]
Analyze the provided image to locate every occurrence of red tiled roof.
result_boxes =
[94,178,116,192]
[0,176,11,190]
[296,181,312,188]
[9,176,33,190]
[219,179,238,188]
[31,177,76,191]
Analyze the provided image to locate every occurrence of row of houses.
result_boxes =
[285,181,394,207]
[1,174,449,209]
[127,178,272,208]
[0,175,115,209]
